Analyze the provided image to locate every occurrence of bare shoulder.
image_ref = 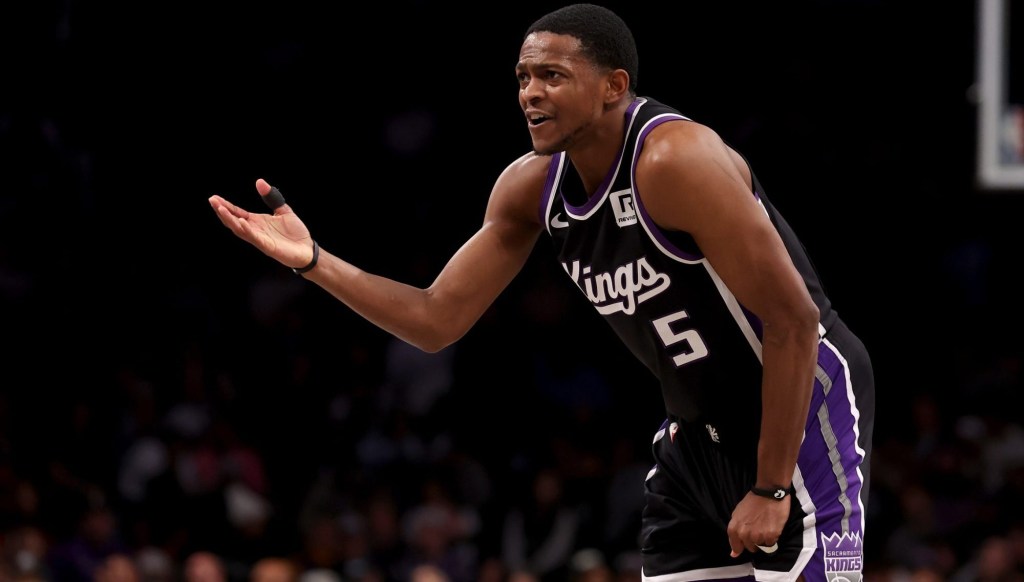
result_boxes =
[636,119,755,231]
[640,119,733,169]
[486,152,552,228]
[495,151,552,195]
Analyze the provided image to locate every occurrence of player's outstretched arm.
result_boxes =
[209,154,547,353]
[305,154,546,352]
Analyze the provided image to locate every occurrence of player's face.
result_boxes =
[517,32,610,156]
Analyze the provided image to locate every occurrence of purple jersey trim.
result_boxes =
[563,98,645,217]
[630,115,705,263]
[540,152,566,233]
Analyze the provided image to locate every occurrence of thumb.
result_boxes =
[255,178,288,212]
[255,178,272,196]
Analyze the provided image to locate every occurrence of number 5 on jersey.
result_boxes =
[652,310,709,367]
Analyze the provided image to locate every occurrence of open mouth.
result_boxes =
[528,115,550,126]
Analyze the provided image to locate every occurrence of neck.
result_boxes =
[567,98,633,196]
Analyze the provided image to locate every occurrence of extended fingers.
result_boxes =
[210,198,253,238]
[209,195,249,219]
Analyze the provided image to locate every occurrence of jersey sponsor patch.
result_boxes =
[610,188,638,227]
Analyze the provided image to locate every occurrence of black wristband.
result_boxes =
[263,186,287,211]
[751,485,792,500]
[292,240,319,275]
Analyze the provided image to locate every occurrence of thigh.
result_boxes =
[640,419,761,579]
[758,333,870,582]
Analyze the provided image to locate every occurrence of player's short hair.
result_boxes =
[525,3,639,94]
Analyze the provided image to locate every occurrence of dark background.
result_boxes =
[3,1,1024,581]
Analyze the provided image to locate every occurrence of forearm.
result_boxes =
[300,248,465,352]
[756,322,820,489]
[285,194,540,353]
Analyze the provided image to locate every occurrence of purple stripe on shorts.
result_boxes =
[796,342,866,582]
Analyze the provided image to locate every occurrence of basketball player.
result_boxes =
[208,4,874,581]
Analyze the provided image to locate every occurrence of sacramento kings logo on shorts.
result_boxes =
[821,532,863,582]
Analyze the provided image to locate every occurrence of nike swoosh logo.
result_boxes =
[550,213,570,228]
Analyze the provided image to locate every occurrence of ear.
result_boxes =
[605,69,630,104]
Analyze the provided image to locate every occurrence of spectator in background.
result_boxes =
[94,553,141,582]
[183,551,227,582]
[501,467,581,581]
[250,556,300,582]
[47,500,129,582]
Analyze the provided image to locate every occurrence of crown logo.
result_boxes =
[821,531,863,554]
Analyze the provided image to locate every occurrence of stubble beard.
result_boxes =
[532,119,592,156]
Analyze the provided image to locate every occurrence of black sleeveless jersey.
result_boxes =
[539,97,838,442]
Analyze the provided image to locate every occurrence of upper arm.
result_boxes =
[635,123,819,329]
[424,153,548,336]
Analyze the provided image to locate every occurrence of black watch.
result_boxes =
[751,485,792,500]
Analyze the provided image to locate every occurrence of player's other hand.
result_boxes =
[727,492,790,558]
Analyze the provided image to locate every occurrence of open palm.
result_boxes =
[208,178,314,269]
